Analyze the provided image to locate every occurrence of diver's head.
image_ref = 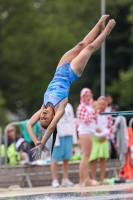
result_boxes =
[40,104,55,128]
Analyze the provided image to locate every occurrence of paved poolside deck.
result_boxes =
[0,183,133,198]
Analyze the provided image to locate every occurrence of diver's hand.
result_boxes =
[35,141,50,151]
[30,145,50,160]
[35,140,42,146]
[30,145,42,160]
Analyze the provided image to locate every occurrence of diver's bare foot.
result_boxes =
[82,179,98,187]
[98,14,110,31]
[105,19,116,35]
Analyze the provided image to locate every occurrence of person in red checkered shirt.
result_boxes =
[76,88,98,186]
[89,96,114,185]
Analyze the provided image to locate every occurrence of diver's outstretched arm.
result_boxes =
[40,109,65,149]
[26,107,43,145]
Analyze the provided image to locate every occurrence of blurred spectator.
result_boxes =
[113,116,128,166]
[118,126,131,180]
[77,88,97,186]
[51,103,77,187]
[106,94,120,159]
[0,137,5,165]
[7,125,29,165]
[89,96,114,185]
[105,94,120,112]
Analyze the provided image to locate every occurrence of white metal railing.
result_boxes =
[2,120,49,187]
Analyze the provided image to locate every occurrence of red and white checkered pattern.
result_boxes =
[77,104,96,124]
[107,115,117,150]
[107,115,113,137]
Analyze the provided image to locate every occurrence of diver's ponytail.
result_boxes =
[51,126,57,155]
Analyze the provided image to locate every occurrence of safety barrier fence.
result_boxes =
[1,121,45,187]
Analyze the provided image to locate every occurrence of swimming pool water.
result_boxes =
[1,189,133,200]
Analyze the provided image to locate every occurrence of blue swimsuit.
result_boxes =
[44,62,79,107]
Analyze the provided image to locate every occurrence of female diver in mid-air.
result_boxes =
[26,15,116,159]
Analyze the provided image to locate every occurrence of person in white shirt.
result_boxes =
[76,88,97,187]
[105,94,120,112]
[89,96,113,185]
[51,103,77,187]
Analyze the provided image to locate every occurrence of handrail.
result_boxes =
[101,111,133,116]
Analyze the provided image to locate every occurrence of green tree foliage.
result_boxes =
[129,4,133,43]
[106,0,133,85]
[108,67,133,110]
[0,90,8,125]
[0,0,100,117]
[107,1,133,110]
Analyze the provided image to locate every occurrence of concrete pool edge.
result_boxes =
[0,183,133,198]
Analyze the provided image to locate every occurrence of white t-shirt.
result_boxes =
[55,103,77,146]
[94,114,110,138]
[105,106,112,112]
[77,105,96,135]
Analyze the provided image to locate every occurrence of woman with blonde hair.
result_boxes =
[89,96,113,184]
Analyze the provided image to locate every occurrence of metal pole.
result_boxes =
[0,127,2,166]
[101,0,106,96]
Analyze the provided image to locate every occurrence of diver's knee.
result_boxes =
[77,41,86,49]
[86,44,95,52]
